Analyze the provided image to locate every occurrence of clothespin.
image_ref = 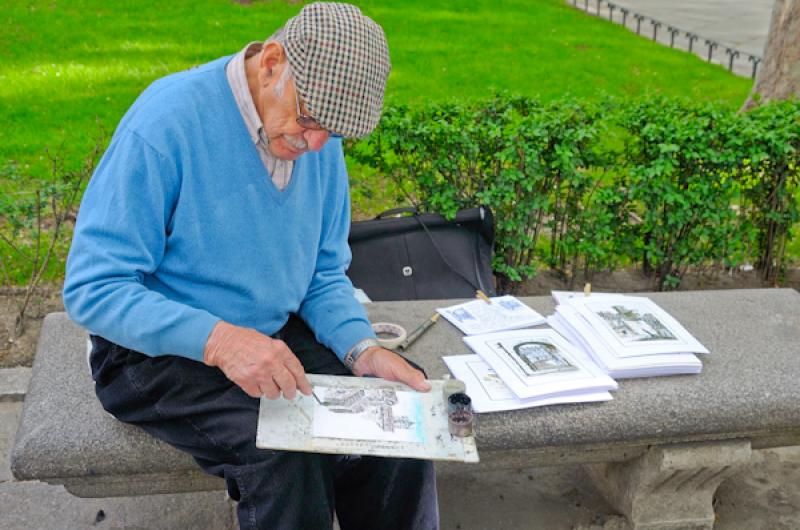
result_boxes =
[476,290,492,304]
[583,282,592,297]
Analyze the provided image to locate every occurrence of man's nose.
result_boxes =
[304,129,330,152]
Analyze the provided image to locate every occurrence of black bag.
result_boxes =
[347,206,496,301]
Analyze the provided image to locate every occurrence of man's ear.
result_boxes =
[258,41,285,86]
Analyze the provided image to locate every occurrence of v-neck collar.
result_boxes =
[217,56,302,205]
[224,44,295,194]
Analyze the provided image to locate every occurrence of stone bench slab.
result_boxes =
[376,289,800,454]
[0,367,32,403]
[11,289,800,499]
[11,312,222,493]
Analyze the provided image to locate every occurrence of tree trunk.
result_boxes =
[742,0,800,110]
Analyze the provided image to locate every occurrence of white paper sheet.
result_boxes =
[463,328,617,400]
[437,295,546,335]
[551,290,627,304]
[443,354,613,412]
[311,386,426,444]
[564,295,709,356]
[548,308,702,378]
[353,288,372,304]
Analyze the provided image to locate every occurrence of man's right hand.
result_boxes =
[203,321,312,400]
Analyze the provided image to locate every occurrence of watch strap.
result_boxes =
[343,338,380,370]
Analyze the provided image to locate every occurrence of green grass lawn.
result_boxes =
[1,0,752,179]
[1,0,768,283]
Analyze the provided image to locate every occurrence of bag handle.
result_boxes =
[376,206,419,219]
[412,213,490,294]
[373,205,493,294]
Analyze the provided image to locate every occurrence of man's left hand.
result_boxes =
[351,347,431,392]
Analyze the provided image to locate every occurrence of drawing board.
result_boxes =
[256,374,479,463]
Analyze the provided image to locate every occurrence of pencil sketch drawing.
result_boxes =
[492,339,578,377]
[498,298,524,311]
[450,307,476,323]
[467,360,514,401]
[595,305,677,342]
[316,388,416,434]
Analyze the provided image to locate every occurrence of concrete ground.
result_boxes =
[571,0,774,78]
[437,447,800,530]
[2,387,799,529]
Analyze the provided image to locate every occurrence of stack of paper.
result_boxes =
[447,328,617,412]
[439,296,615,412]
[443,355,613,412]
[547,293,708,378]
[437,295,546,335]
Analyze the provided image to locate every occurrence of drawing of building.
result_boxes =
[322,388,398,414]
[512,341,576,373]
[320,388,414,433]
[375,406,414,433]
[597,306,676,341]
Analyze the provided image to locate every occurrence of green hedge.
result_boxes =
[349,95,800,290]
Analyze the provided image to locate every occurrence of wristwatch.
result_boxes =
[343,338,380,370]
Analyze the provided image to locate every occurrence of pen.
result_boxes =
[398,313,440,351]
[475,290,492,304]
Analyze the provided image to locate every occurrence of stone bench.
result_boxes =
[12,288,800,530]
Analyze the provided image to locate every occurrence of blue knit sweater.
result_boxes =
[63,56,375,362]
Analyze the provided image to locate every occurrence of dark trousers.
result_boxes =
[90,316,439,530]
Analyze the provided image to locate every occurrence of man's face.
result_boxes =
[258,61,330,161]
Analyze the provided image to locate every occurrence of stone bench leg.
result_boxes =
[586,440,752,530]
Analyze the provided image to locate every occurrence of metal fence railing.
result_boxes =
[569,0,762,79]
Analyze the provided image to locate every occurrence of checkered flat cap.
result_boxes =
[283,2,391,138]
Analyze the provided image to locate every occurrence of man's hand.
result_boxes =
[352,347,431,392]
[204,321,312,400]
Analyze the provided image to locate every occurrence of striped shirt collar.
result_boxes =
[226,42,266,146]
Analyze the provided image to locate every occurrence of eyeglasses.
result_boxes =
[294,87,323,130]
[294,88,342,138]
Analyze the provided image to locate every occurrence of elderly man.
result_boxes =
[63,3,438,529]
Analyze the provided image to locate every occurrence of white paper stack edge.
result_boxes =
[452,328,618,412]
[547,293,707,379]
[443,354,613,413]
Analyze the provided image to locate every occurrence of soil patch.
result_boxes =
[516,267,800,296]
[0,283,64,368]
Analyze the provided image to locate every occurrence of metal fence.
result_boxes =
[570,0,762,79]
